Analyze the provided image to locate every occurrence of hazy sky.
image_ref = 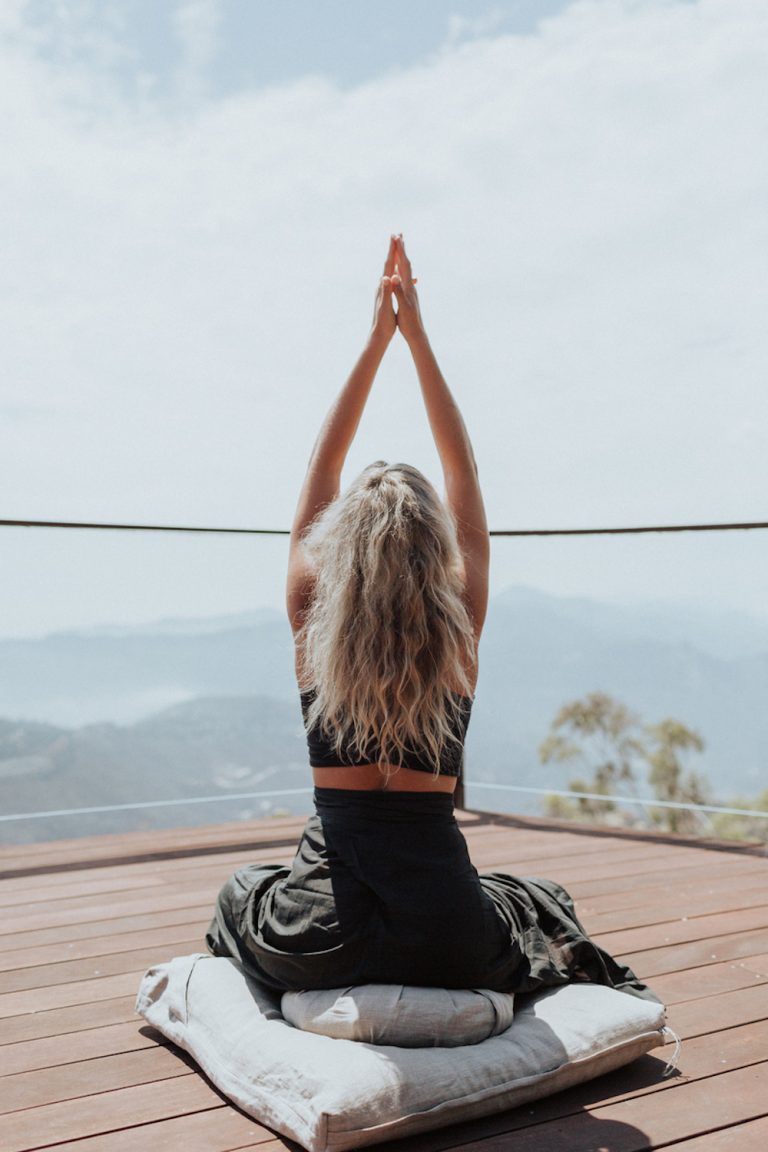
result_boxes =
[2,0,767,637]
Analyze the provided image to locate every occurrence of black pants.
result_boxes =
[207,788,658,1003]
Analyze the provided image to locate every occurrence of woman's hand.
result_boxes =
[370,236,397,345]
[391,235,426,346]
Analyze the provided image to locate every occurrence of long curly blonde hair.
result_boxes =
[298,461,477,774]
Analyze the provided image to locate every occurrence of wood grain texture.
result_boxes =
[0,813,765,1152]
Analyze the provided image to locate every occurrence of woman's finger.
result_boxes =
[383,235,397,278]
[395,235,413,283]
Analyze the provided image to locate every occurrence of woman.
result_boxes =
[207,235,657,1003]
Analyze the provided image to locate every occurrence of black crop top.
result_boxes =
[300,689,473,777]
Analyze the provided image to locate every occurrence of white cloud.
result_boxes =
[1,0,767,632]
[445,6,511,45]
[172,0,222,102]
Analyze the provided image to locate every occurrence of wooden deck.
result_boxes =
[1,810,767,1152]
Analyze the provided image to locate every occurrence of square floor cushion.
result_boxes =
[136,954,669,1152]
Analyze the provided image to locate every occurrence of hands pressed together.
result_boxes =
[372,234,425,348]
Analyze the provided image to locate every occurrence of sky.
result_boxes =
[2,0,767,638]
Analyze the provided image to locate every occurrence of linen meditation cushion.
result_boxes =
[136,953,669,1152]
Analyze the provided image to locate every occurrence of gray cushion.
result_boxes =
[281,984,515,1046]
[136,953,670,1152]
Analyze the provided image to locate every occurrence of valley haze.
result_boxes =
[1,586,766,845]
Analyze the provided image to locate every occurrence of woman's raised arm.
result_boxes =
[286,237,397,632]
[391,235,490,638]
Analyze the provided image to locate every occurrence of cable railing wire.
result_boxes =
[3,513,766,838]
[0,518,287,535]
[0,788,315,823]
[1,785,765,824]
[2,517,768,537]
[466,783,768,820]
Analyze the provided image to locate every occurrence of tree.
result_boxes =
[644,719,709,834]
[538,693,647,824]
[709,787,768,844]
[539,692,708,833]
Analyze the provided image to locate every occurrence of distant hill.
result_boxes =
[0,696,311,845]
[0,609,296,726]
[475,587,768,796]
[1,587,766,844]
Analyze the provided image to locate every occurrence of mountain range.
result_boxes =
[1,585,766,844]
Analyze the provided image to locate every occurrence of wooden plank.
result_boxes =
[27,1105,277,1152]
[12,1018,761,1152]
[0,831,298,881]
[0,884,221,936]
[561,858,767,900]
[0,1074,227,1152]
[589,884,768,930]
[467,827,679,858]
[0,824,743,897]
[0,997,138,1045]
[583,886,768,935]
[468,824,656,852]
[0,810,751,878]
[736,952,768,976]
[659,1115,768,1151]
[649,959,768,1005]
[668,984,768,1038]
[511,857,764,898]
[595,906,768,955]
[2,871,757,961]
[0,838,290,890]
[575,870,768,918]
[472,841,705,879]
[443,1061,768,1151]
[0,841,290,896]
[347,1023,768,1152]
[13,825,723,900]
[473,812,766,858]
[0,812,307,863]
[0,972,143,1020]
[500,1021,768,1112]
[0,920,207,974]
[472,840,726,876]
[485,832,729,864]
[621,928,768,979]
[0,1045,192,1113]
[0,862,163,893]
[0,816,765,1152]
[0,1021,166,1076]
[7,835,721,941]
[0,875,228,925]
[145,838,727,898]
[0,874,166,909]
[0,937,203,995]
[5,1008,765,1151]
[2,848,711,945]
[469,833,718,883]
[0,905,212,955]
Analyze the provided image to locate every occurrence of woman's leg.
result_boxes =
[480,872,661,1002]
[206,863,289,986]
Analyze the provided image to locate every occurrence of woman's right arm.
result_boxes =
[391,236,490,638]
[286,237,398,634]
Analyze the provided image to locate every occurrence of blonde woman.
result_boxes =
[207,236,657,1002]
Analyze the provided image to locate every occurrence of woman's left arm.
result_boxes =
[391,236,489,638]
[286,237,397,632]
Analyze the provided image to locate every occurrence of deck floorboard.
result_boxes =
[1,812,766,1152]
